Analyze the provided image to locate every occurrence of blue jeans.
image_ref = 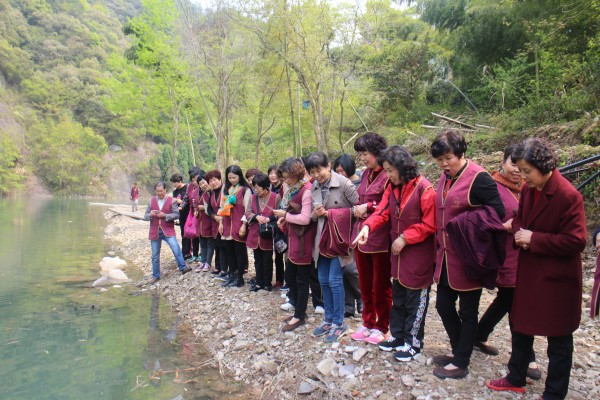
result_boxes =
[317,255,345,326]
[199,237,215,265]
[151,229,187,278]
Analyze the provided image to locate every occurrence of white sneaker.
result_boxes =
[281,292,289,299]
[314,306,325,314]
[280,302,295,311]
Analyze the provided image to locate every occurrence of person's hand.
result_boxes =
[256,216,270,224]
[218,222,224,235]
[515,228,533,250]
[277,217,286,230]
[239,224,247,237]
[273,209,286,218]
[194,210,199,218]
[503,218,513,234]
[312,204,327,219]
[391,235,407,255]
[178,206,182,211]
[156,212,165,219]
[176,198,182,205]
[353,204,368,219]
[352,226,370,246]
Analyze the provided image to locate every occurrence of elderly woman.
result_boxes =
[430,130,505,380]
[306,152,358,343]
[350,133,392,346]
[486,138,587,400]
[353,146,436,362]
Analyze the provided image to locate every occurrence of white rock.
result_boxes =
[298,381,316,395]
[401,375,416,387]
[317,357,337,376]
[99,256,127,273]
[107,269,130,282]
[353,348,368,362]
[341,377,360,391]
[339,364,355,377]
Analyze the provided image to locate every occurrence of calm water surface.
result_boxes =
[0,199,244,400]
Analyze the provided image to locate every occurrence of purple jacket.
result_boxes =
[446,205,507,290]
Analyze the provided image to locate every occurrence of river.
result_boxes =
[0,198,245,400]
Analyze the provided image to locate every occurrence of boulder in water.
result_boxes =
[92,269,131,287]
[99,257,127,273]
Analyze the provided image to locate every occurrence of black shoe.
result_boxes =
[221,275,235,287]
[234,278,245,288]
[378,336,404,352]
[264,285,273,292]
[249,277,257,285]
[215,272,228,281]
[474,341,499,356]
[181,266,192,275]
[211,269,221,275]
[249,284,259,292]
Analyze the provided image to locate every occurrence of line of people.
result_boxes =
[143,130,589,400]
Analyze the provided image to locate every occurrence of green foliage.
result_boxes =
[0,135,24,195]
[29,118,108,193]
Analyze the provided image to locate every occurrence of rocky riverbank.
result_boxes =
[104,206,600,399]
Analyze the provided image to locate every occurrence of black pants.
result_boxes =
[285,260,311,320]
[191,237,199,258]
[390,280,430,349]
[507,332,573,400]
[478,287,535,362]
[343,261,362,315]
[435,283,482,369]
[275,252,285,284]
[253,248,274,288]
[223,240,246,278]
[213,235,225,272]
[179,215,191,257]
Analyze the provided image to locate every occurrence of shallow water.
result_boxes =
[0,199,244,400]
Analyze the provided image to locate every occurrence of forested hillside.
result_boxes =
[0,0,599,196]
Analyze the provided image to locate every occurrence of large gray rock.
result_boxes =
[316,357,337,376]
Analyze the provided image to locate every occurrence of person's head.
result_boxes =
[195,170,209,191]
[170,173,184,188]
[333,154,356,178]
[155,181,167,199]
[225,165,249,191]
[245,168,261,185]
[206,169,222,191]
[431,130,468,178]
[354,132,388,169]
[499,144,521,185]
[378,146,419,186]
[511,138,557,190]
[188,167,200,181]
[305,152,331,185]
[133,182,138,187]
[267,165,280,185]
[252,173,271,197]
[278,158,306,186]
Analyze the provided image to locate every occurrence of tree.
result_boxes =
[0,135,24,195]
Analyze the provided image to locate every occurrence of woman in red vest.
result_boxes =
[217,165,251,288]
[350,133,392,346]
[429,130,505,380]
[486,138,587,399]
[353,146,436,362]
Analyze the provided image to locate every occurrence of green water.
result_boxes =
[0,199,244,400]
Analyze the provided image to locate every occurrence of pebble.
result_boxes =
[353,348,368,362]
[339,364,356,377]
[298,381,316,394]
[401,375,416,387]
[317,358,337,376]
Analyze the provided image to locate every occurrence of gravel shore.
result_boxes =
[104,206,600,399]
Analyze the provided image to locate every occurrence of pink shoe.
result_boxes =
[202,263,210,272]
[364,329,386,345]
[350,326,371,341]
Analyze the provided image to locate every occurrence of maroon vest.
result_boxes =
[246,192,277,250]
[434,160,486,290]
[390,176,435,289]
[287,182,317,265]
[495,182,519,287]
[199,191,213,238]
[210,189,221,239]
[222,186,248,243]
[354,168,390,253]
[148,196,176,240]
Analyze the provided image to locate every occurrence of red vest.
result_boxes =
[390,176,435,289]
[246,192,277,250]
[199,191,213,238]
[354,168,390,253]
[221,186,248,243]
[148,196,176,240]
[495,183,519,287]
[434,160,486,290]
[286,182,317,265]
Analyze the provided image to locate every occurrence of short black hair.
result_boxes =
[170,173,183,183]
[252,173,270,189]
[511,138,557,174]
[304,152,329,171]
[354,132,388,156]
[379,146,419,182]
[333,154,356,177]
[189,167,201,180]
[430,130,467,158]
[267,164,278,175]
[195,169,207,183]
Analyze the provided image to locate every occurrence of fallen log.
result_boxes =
[431,112,477,130]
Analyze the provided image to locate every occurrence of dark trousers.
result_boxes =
[435,284,482,369]
[507,332,573,400]
[213,235,225,272]
[478,286,536,362]
[199,236,215,265]
[310,262,323,308]
[253,248,274,288]
[191,236,199,257]
[179,216,191,257]
[390,280,430,349]
[285,260,312,320]
[275,252,285,284]
[343,262,362,316]
[223,240,246,278]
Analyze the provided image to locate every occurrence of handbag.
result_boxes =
[259,221,276,239]
[273,224,288,253]
[183,208,199,238]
